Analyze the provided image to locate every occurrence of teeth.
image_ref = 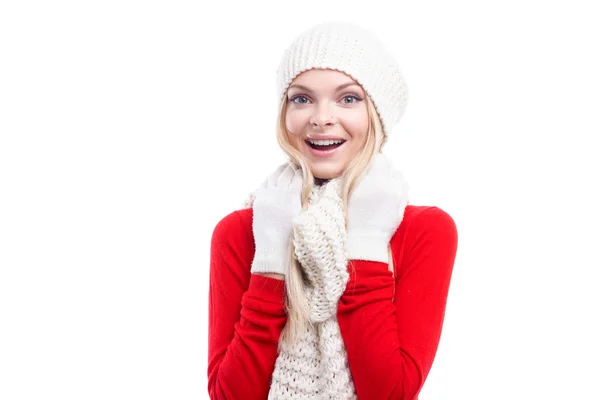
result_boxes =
[308,139,344,145]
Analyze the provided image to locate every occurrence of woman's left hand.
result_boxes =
[346,153,409,263]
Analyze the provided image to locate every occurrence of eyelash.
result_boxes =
[289,94,363,104]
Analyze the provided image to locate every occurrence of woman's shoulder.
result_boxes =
[395,204,457,243]
[210,208,256,286]
[391,205,458,267]
[211,207,255,259]
[401,205,456,231]
[212,207,253,236]
[212,207,254,241]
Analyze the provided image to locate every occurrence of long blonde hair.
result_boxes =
[275,88,395,347]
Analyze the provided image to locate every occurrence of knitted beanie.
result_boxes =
[275,21,409,136]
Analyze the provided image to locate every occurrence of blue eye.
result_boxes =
[342,95,362,104]
[289,94,362,104]
[290,95,309,104]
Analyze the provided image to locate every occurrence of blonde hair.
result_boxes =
[275,86,395,348]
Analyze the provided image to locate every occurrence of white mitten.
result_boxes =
[251,162,303,277]
[347,153,409,263]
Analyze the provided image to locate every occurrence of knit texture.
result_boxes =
[275,21,409,136]
[243,173,409,399]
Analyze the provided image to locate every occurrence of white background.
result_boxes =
[1,1,599,399]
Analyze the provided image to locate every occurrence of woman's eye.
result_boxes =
[289,94,362,104]
[342,95,361,104]
[290,95,309,104]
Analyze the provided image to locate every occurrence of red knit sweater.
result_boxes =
[208,205,458,400]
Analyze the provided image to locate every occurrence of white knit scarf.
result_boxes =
[242,174,407,399]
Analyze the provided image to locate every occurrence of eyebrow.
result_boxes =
[288,82,362,94]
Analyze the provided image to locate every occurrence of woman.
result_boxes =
[208,21,458,400]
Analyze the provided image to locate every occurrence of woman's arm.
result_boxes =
[208,210,288,399]
[337,207,458,400]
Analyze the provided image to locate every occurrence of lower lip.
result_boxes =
[306,141,345,158]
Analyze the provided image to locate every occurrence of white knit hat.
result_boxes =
[275,21,409,136]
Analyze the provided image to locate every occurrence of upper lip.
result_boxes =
[305,136,346,141]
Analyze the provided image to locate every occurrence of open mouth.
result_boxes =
[305,139,346,151]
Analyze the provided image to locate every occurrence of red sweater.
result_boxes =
[208,205,458,400]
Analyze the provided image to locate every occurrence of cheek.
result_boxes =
[285,110,306,136]
[285,110,309,148]
[343,109,369,139]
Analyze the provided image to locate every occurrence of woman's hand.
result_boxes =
[346,153,409,263]
[251,162,303,279]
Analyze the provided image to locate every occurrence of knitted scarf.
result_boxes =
[242,174,407,399]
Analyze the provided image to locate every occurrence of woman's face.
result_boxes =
[285,68,371,180]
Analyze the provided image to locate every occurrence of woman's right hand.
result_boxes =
[250,162,303,279]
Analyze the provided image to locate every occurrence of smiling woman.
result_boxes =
[208,21,458,400]
[284,69,373,179]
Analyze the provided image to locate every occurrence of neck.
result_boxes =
[314,177,330,186]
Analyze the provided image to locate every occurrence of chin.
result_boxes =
[311,165,344,180]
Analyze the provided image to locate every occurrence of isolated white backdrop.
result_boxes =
[1,1,599,399]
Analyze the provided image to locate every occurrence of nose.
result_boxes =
[310,105,337,128]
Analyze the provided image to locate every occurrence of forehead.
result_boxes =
[289,68,363,92]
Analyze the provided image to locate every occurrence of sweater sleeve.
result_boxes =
[337,206,458,400]
[208,210,288,400]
